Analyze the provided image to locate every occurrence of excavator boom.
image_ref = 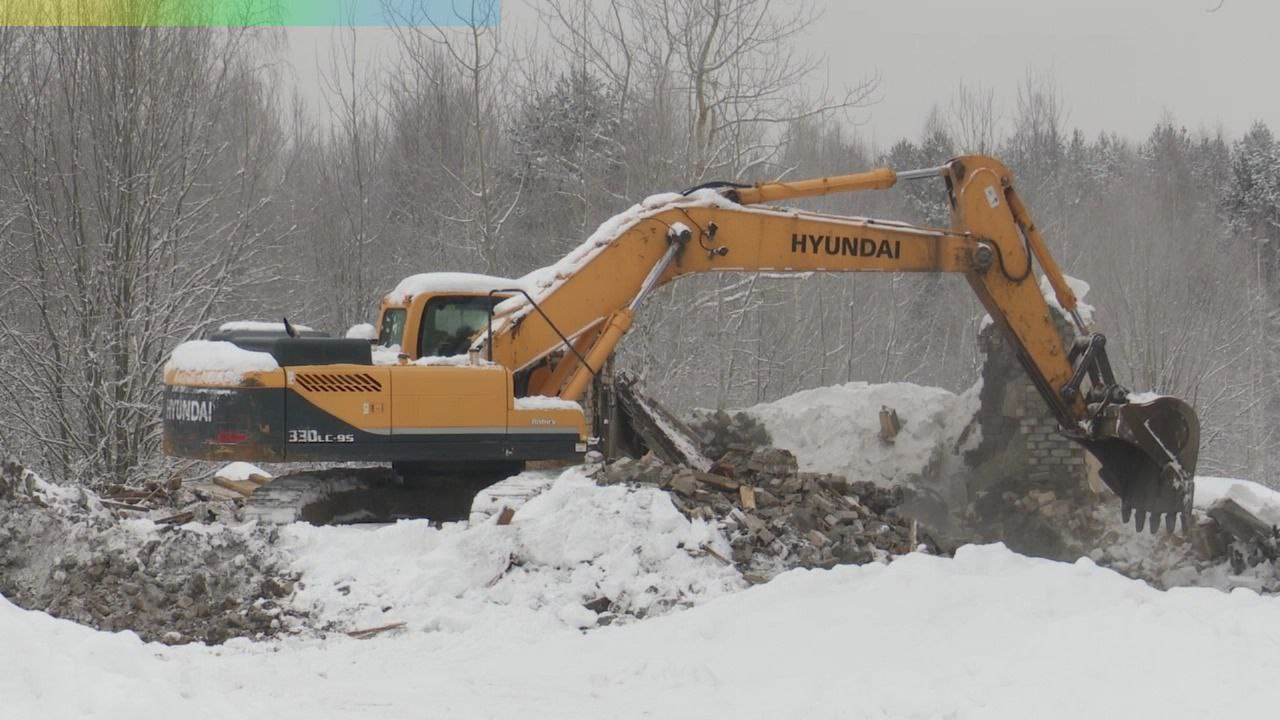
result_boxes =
[478,155,1199,531]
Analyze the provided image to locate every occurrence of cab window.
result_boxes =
[419,296,502,357]
[378,308,407,348]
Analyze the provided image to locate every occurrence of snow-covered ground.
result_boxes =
[6,536,1280,719]
[7,374,1280,718]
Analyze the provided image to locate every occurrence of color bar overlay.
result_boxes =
[0,0,500,26]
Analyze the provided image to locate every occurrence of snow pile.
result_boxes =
[744,380,979,486]
[345,322,376,340]
[729,379,1280,592]
[1039,273,1096,325]
[414,354,495,367]
[370,344,402,364]
[165,340,280,384]
[368,349,500,367]
[216,462,271,483]
[0,465,297,645]
[494,189,738,326]
[1196,475,1280,526]
[514,395,583,411]
[386,272,522,304]
[279,470,742,634]
[981,272,1095,330]
[6,544,1280,719]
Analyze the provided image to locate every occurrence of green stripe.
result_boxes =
[2,0,500,27]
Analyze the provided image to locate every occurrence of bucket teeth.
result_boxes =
[1135,511,1146,533]
[1121,503,1133,524]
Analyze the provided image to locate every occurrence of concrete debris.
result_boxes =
[1206,498,1274,545]
[0,457,303,645]
[688,409,772,465]
[598,448,940,582]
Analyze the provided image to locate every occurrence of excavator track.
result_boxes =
[243,462,523,525]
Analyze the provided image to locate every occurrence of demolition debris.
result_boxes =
[595,445,940,582]
[0,457,302,645]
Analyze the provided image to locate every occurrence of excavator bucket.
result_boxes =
[1081,396,1200,533]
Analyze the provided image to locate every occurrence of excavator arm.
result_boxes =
[479,155,1199,532]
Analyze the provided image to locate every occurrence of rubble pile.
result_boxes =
[688,409,772,466]
[597,446,941,582]
[0,457,302,645]
[961,473,1109,562]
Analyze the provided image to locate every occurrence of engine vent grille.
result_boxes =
[294,372,383,393]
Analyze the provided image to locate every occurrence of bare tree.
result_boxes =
[948,80,1000,155]
[0,27,287,485]
[385,0,518,273]
[286,25,390,332]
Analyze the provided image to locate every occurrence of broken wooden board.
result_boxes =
[212,477,259,497]
[347,621,407,640]
[613,372,713,470]
[694,470,740,492]
[495,506,516,526]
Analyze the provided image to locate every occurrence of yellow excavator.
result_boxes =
[164,155,1199,531]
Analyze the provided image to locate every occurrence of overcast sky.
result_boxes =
[285,0,1278,145]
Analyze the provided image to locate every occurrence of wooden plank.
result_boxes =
[101,499,151,513]
[698,542,732,566]
[156,510,195,525]
[189,482,244,501]
[495,506,515,526]
[212,477,259,497]
[739,485,757,510]
[347,621,407,640]
[246,473,272,486]
[878,406,901,442]
[693,470,739,491]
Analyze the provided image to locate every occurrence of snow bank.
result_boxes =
[6,543,1280,719]
[279,470,741,635]
[744,381,978,485]
[345,323,376,340]
[164,340,279,384]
